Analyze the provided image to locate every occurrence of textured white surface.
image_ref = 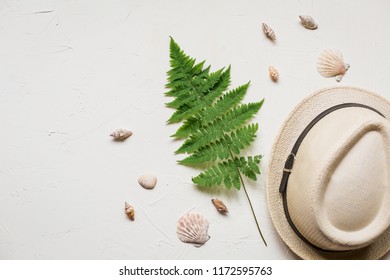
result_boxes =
[0,0,389,259]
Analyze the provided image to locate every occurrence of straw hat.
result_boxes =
[266,86,390,259]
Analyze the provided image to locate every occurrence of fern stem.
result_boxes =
[239,173,267,246]
[229,149,267,247]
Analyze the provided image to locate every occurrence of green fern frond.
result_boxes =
[165,38,267,246]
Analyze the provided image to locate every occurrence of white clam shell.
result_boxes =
[177,212,210,247]
[262,23,276,41]
[110,129,132,141]
[299,15,318,30]
[138,174,157,189]
[316,48,350,82]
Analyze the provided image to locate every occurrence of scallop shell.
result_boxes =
[177,212,210,247]
[110,129,132,141]
[268,66,279,82]
[299,15,318,30]
[138,174,157,189]
[316,49,350,82]
[124,202,134,221]
[262,23,276,41]
[211,198,228,214]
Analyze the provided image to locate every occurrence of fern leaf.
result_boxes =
[221,101,264,131]
[166,68,229,124]
[176,101,263,153]
[166,39,234,124]
[178,139,230,165]
[165,91,196,108]
[165,38,267,246]
[166,38,263,179]
[170,116,200,138]
[237,155,262,181]
[172,69,231,138]
[167,38,202,81]
[166,64,209,96]
[199,66,231,105]
[201,81,248,124]
[179,123,258,165]
[192,160,241,189]
[173,78,247,138]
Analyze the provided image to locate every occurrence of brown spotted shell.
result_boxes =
[211,198,228,214]
[177,212,210,247]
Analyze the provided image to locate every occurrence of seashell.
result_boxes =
[262,23,276,41]
[299,15,318,30]
[138,174,157,189]
[177,212,210,247]
[268,66,279,82]
[124,202,135,221]
[211,198,228,214]
[110,129,132,141]
[316,48,350,82]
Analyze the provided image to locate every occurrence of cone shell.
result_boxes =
[211,198,228,214]
[177,212,210,247]
[269,66,279,82]
[125,202,135,221]
[316,49,350,82]
[262,23,276,41]
[138,174,157,189]
[110,129,132,141]
[299,15,318,30]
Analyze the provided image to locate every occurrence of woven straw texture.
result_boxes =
[266,86,390,260]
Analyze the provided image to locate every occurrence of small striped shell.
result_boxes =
[269,66,279,82]
[211,198,228,214]
[177,213,210,247]
[262,23,276,41]
[299,15,318,30]
[316,49,350,82]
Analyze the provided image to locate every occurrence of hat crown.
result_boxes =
[287,107,390,251]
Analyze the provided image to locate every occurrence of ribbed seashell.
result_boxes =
[268,66,279,82]
[177,212,210,247]
[124,202,134,221]
[138,174,157,189]
[299,15,318,30]
[316,49,350,82]
[262,23,276,41]
[211,198,228,214]
[110,129,132,141]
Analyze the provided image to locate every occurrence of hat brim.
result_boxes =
[266,86,390,260]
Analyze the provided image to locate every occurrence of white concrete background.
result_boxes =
[1,0,390,259]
